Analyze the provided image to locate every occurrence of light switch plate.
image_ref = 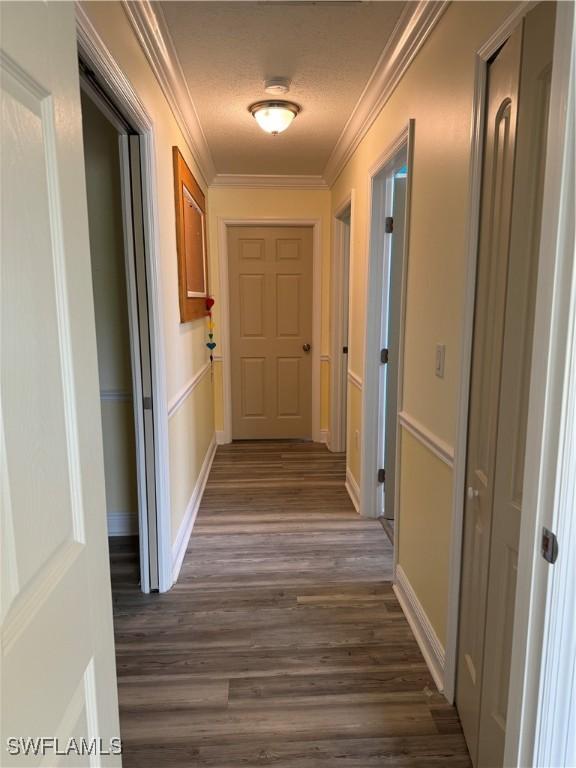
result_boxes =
[435,344,446,378]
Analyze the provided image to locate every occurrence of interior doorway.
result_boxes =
[330,198,352,454]
[79,65,160,593]
[361,124,413,535]
[226,224,317,441]
[455,4,556,766]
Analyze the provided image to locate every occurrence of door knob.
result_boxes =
[302,343,311,352]
[467,486,479,500]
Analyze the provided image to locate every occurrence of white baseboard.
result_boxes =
[107,511,138,536]
[215,430,229,445]
[319,429,330,445]
[345,467,360,513]
[171,436,217,584]
[394,564,446,692]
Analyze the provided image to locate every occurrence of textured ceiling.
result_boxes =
[159,1,406,175]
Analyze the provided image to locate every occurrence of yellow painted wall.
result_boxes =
[81,2,215,545]
[347,380,362,485]
[398,429,453,647]
[320,359,330,432]
[206,187,332,433]
[168,372,214,536]
[330,1,518,644]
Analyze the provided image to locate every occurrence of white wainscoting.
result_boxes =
[107,511,138,537]
[394,564,446,692]
[171,436,217,584]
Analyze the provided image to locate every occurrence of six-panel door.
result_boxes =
[228,226,313,440]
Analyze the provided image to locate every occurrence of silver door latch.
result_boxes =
[541,527,559,564]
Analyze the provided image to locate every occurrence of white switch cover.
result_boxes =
[435,344,446,378]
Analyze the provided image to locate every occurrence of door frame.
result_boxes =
[76,5,172,593]
[329,192,355,453]
[217,217,322,444]
[360,121,414,529]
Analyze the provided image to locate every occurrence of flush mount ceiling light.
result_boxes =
[248,100,301,135]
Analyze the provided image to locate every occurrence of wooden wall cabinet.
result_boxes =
[172,147,208,323]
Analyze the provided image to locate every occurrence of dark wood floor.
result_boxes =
[110,441,471,767]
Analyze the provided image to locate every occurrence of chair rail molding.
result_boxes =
[168,361,211,419]
[398,410,454,468]
[121,0,216,186]
[345,468,360,513]
[347,369,363,390]
[323,1,449,186]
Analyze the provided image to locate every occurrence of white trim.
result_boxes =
[120,0,215,186]
[77,4,173,593]
[217,218,322,444]
[394,565,445,692]
[171,436,217,584]
[99,389,132,402]
[215,430,227,446]
[506,3,576,765]
[345,468,360,513]
[167,362,211,419]
[107,511,138,537]
[445,0,540,703]
[330,192,355,454]
[120,0,447,189]
[361,123,413,521]
[398,411,454,468]
[323,2,448,186]
[320,354,331,363]
[347,369,363,390]
[319,429,329,445]
[211,174,328,190]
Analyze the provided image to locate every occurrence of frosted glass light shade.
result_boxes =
[249,101,300,135]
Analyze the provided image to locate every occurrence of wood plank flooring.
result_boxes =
[110,441,471,767]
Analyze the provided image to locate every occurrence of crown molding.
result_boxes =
[122,0,216,187]
[121,0,448,190]
[323,0,450,187]
[211,174,328,190]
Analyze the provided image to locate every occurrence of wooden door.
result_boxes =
[477,4,556,766]
[1,2,120,762]
[456,26,522,759]
[228,226,313,439]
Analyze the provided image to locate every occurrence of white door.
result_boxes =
[477,4,556,765]
[228,226,313,440]
[1,2,120,765]
[456,25,522,759]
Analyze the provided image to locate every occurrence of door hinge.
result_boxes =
[378,468,386,484]
[385,216,394,234]
[143,396,153,411]
[342,345,348,354]
[381,348,389,364]
[541,527,559,564]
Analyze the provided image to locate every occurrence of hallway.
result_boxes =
[111,442,471,767]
